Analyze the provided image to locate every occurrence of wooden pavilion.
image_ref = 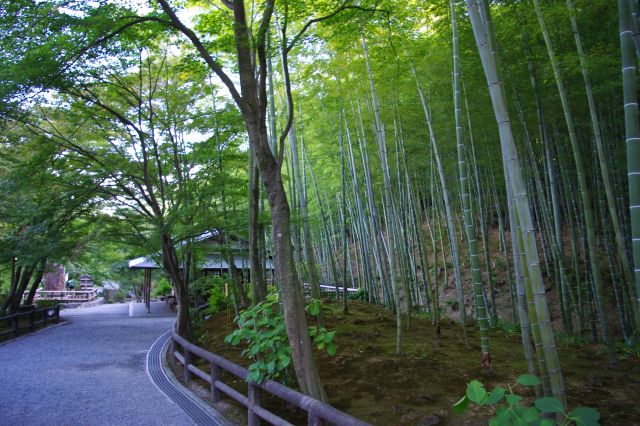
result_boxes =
[128,230,275,311]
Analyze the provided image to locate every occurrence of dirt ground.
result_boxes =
[195,299,640,425]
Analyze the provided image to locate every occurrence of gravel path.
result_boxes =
[0,302,196,426]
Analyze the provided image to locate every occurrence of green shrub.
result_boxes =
[190,306,206,329]
[225,292,292,384]
[207,284,228,315]
[306,299,337,355]
[494,320,521,338]
[348,287,367,301]
[113,290,126,303]
[225,294,337,384]
[153,279,172,297]
[615,340,640,361]
[189,275,223,299]
[453,374,600,425]
[35,300,60,308]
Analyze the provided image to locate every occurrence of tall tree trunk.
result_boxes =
[354,100,392,307]
[339,107,350,314]
[2,260,20,316]
[249,145,267,303]
[287,122,322,304]
[158,0,326,401]
[408,55,468,343]
[25,260,46,306]
[463,78,497,324]
[227,250,250,309]
[451,0,491,368]
[567,0,633,302]
[361,34,404,355]
[527,49,576,332]
[161,232,192,340]
[276,45,322,306]
[256,132,326,400]
[467,0,566,405]
[532,0,617,366]
[11,265,35,313]
[620,0,640,333]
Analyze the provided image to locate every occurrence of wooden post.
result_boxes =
[54,306,60,323]
[248,383,261,426]
[12,316,18,338]
[42,309,48,327]
[308,411,323,426]
[29,310,35,332]
[144,269,151,313]
[210,363,221,402]
[184,349,192,382]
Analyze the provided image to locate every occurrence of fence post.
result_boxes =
[210,362,221,403]
[248,383,261,426]
[184,348,192,382]
[30,310,35,332]
[12,316,18,338]
[308,411,324,426]
[42,309,48,327]
[54,306,60,323]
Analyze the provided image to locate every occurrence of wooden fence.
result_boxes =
[0,305,61,340]
[303,283,359,300]
[33,289,98,303]
[171,331,369,426]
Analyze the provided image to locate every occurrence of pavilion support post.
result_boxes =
[144,268,151,313]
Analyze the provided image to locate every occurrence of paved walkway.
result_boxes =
[0,302,197,426]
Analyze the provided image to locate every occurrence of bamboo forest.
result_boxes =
[2,0,640,425]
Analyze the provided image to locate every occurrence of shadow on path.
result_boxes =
[0,302,195,425]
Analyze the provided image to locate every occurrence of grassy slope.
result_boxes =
[197,299,640,425]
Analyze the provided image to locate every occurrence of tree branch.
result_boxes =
[286,2,389,54]
[277,7,293,168]
[220,0,234,11]
[155,0,247,113]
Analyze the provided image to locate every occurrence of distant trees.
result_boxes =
[1,0,637,408]
[0,123,101,315]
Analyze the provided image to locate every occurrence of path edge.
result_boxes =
[0,320,67,347]
[146,330,233,426]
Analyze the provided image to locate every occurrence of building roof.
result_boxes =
[102,280,121,290]
[129,252,274,270]
[202,253,274,270]
[128,256,160,269]
[128,229,274,271]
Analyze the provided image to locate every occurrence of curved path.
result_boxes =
[0,302,222,426]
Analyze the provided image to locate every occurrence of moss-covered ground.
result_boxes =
[196,299,640,425]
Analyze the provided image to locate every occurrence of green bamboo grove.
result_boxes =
[0,0,637,411]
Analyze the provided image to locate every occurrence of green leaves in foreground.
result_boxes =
[306,299,337,356]
[517,374,541,386]
[226,295,338,384]
[534,397,565,414]
[306,298,321,316]
[466,380,487,403]
[453,374,600,425]
[225,292,292,384]
[568,407,600,425]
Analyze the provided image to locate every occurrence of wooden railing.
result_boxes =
[303,283,359,299]
[318,284,358,295]
[171,331,369,426]
[0,305,61,340]
[33,289,98,303]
